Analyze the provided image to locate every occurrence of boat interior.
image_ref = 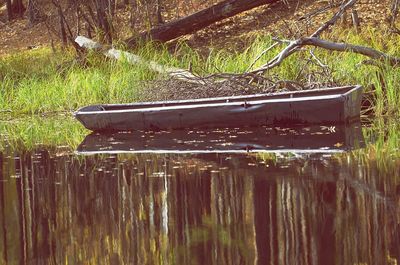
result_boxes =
[77,85,360,112]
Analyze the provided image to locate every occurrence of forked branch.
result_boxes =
[248,0,400,74]
[249,37,400,74]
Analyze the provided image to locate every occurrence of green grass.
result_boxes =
[0,115,87,151]
[1,29,400,117]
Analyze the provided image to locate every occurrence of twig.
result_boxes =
[272,37,292,44]
[309,49,328,68]
[245,42,279,72]
[249,40,300,73]
[298,2,340,21]
[311,0,357,38]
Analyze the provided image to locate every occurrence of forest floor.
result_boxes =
[0,0,395,55]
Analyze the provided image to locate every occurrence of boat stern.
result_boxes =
[343,85,363,122]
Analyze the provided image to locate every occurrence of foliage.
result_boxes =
[1,28,400,117]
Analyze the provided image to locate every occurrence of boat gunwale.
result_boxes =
[75,85,361,115]
[76,94,343,115]
[75,85,361,114]
[76,149,346,155]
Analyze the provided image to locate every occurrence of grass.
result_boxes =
[0,115,87,152]
[0,28,399,156]
[1,28,400,116]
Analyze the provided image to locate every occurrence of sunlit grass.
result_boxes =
[1,29,400,116]
[360,118,400,167]
[0,115,87,152]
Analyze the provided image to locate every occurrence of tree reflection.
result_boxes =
[0,150,398,264]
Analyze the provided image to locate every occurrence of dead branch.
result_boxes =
[248,0,358,74]
[297,2,340,21]
[309,49,328,68]
[75,36,205,85]
[300,38,400,66]
[249,37,400,74]
[247,0,399,74]
[311,0,357,38]
[245,42,280,72]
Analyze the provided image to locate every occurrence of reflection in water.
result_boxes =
[77,123,365,154]
[0,150,399,264]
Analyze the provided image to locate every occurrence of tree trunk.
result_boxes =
[12,0,25,17]
[6,0,12,21]
[59,7,68,47]
[156,0,164,25]
[126,0,279,46]
[96,0,112,43]
[6,0,25,20]
[27,0,41,26]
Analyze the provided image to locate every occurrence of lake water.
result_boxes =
[0,121,399,264]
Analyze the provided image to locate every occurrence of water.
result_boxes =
[0,123,399,264]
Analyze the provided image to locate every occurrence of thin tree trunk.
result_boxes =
[6,0,25,20]
[125,0,279,46]
[59,7,68,47]
[75,2,81,35]
[27,0,41,26]
[96,0,112,43]
[12,0,25,17]
[129,0,137,29]
[6,0,12,21]
[156,0,164,25]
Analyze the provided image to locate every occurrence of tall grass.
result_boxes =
[1,29,400,116]
[0,116,87,151]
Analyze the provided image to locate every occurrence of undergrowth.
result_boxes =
[0,28,399,116]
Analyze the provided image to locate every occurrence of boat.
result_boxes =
[74,85,362,132]
[76,123,365,154]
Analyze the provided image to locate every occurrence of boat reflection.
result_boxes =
[77,123,365,154]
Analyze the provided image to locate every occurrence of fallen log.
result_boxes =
[125,0,279,46]
[75,36,205,85]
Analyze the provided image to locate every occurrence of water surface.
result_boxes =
[0,120,399,265]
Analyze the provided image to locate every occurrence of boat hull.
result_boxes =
[74,86,363,131]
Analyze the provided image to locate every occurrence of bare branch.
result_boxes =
[250,37,400,74]
[249,40,299,74]
[311,0,357,38]
[299,38,400,66]
[298,2,340,21]
[245,42,279,72]
[309,49,328,68]
[248,0,359,74]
